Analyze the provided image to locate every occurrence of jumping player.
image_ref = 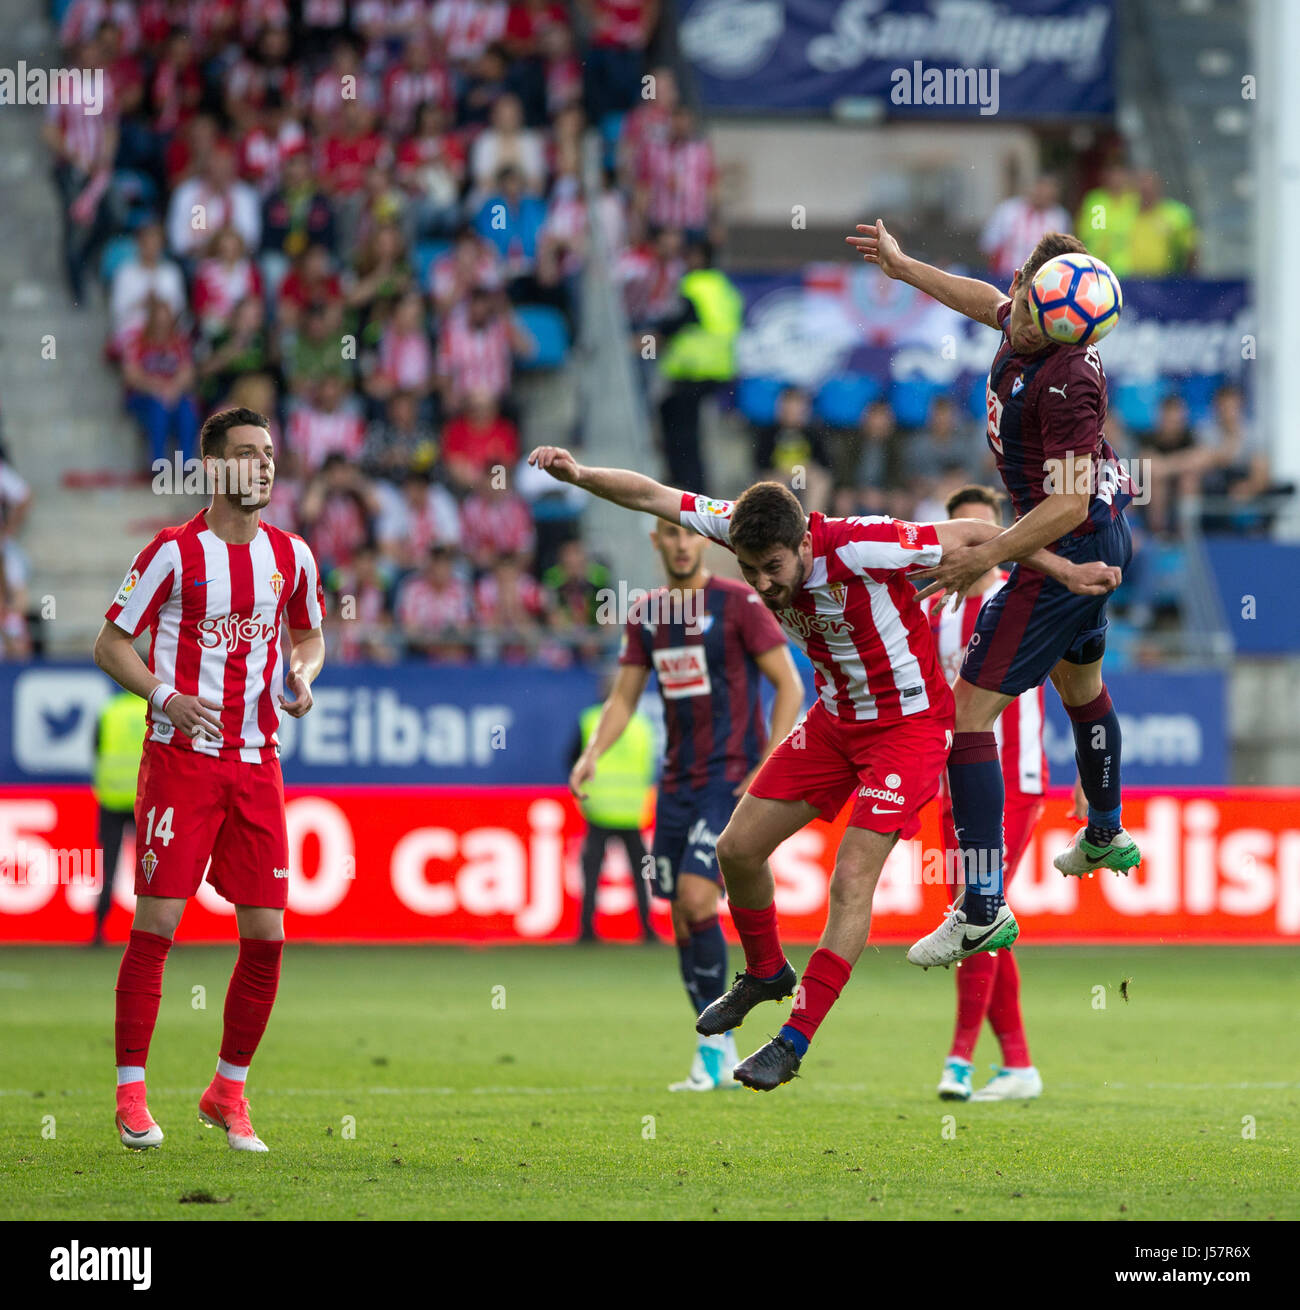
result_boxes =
[570,517,803,1090]
[528,445,1117,1090]
[93,407,324,1151]
[926,486,1046,1103]
[847,221,1139,968]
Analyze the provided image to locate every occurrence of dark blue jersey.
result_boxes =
[619,575,785,792]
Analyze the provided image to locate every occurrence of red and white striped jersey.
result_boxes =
[287,404,366,473]
[639,137,715,231]
[105,511,325,763]
[437,304,513,400]
[430,0,507,62]
[680,495,951,724]
[926,578,1048,797]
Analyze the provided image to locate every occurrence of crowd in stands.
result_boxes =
[44,0,666,664]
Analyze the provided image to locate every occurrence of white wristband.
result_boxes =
[148,683,178,713]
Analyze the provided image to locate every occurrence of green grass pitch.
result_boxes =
[2,943,1297,1220]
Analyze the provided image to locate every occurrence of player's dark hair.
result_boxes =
[945,484,1004,518]
[1020,232,1088,284]
[730,481,807,556]
[200,407,270,459]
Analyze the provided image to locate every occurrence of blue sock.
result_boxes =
[779,1024,809,1057]
[689,916,728,1012]
[1067,687,1123,842]
[675,935,700,1013]
[948,732,1004,927]
[761,963,788,982]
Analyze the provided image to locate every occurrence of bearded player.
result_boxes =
[529,445,1117,1090]
[927,486,1047,1103]
[572,518,802,1091]
[847,221,1139,969]
[93,407,324,1151]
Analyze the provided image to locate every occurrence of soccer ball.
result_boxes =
[1028,253,1123,346]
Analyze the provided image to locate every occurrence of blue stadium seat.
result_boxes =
[1112,378,1168,434]
[515,304,570,370]
[413,239,452,289]
[1180,373,1225,427]
[890,376,947,428]
[100,234,137,284]
[600,112,626,170]
[112,169,157,205]
[965,372,988,420]
[814,373,881,428]
[736,376,785,426]
[52,0,75,26]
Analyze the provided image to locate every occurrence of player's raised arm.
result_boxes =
[914,515,1121,606]
[846,219,1006,330]
[527,446,687,523]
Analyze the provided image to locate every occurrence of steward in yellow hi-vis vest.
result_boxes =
[92,691,147,945]
[657,238,743,493]
[572,700,657,943]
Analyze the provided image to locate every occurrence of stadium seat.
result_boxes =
[814,373,881,428]
[1112,378,1169,434]
[100,234,137,284]
[413,239,452,289]
[1180,373,1226,427]
[965,372,988,419]
[735,376,785,426]
[600,112,626,170]
[890,376,948,428]
[515,304,570,370]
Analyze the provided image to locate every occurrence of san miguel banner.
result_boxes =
[731,267,1251,390]
[2,787,1298,945]
[678,0,1116,117]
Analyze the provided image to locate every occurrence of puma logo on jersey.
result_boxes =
[1048,384,1068,399]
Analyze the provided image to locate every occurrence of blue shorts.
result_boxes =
[960,513,1132,698]
[649,783,738,900]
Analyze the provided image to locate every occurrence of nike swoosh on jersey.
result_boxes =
[872,805,901,815]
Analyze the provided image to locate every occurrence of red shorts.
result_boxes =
[750,699,953,839]
[133,740,290,908]
[941,792,1045,890]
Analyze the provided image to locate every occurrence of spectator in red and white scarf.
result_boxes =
[193,226,264,339]
[436,286,534,412]
[287,374,367,474]
[365,291,436,408]
[166,145,262,262]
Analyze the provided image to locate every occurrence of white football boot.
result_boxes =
[907,903,1019,970]
[970,1065,1044,1101]
[668,1033,740,1091]
[1054,827,1142,878]
[937,1056,973,1101]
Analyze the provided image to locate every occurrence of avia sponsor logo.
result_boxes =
[197,612,278,652]
[652,646,711,699]
[49,1241,151,1291]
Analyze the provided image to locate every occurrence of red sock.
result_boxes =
[949,951,996,1062]
[115,929,172,1067]
[218,938,283,1069]
[785,948,852,1042]
[728,902,785,979]
[988,947,1031,1067]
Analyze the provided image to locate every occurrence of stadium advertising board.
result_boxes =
[730,270,1251,392]
[0,664,1226,788]
[2,787,1296,945]
[678,0,1116,117]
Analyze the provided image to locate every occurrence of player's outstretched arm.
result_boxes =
[527,446,687,523]
[915,517,1120,606]
[846,219,1005,330]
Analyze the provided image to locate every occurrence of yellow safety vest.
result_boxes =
[92,692,148,811]
[579,704,656,829]
[661,269,744,382]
